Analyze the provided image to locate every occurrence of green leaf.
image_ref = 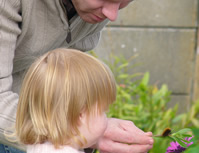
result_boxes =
[185,145,199,153]
[191,118,199,128]
[174,128,192,135]
[141,72,149,86]
[172,113,185,124]
[118,63,129,70]
[191,128,199,139]
[170,136,188,148]
[118,74,129,79]
[181,134,193,138]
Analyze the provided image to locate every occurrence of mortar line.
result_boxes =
[106,25,197,30]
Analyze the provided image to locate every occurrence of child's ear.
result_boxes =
[79,111,87,124]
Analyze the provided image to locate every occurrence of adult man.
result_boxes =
[0,0,154,152]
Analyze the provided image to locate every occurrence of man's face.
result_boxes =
[72,0,132,24]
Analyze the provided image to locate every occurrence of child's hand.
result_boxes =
[95,118,154,153]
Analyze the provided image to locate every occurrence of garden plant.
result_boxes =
[89,52,199,153]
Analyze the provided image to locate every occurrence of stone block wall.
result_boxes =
[94,0,199,112]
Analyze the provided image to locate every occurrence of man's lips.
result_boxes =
[92,14,105,22]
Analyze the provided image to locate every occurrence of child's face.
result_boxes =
[78,108,108,148]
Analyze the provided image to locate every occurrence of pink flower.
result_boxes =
[166,137,193,153]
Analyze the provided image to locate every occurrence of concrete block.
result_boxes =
[110,0,198,27]
[94,27,196,94]
[168,95,191,114]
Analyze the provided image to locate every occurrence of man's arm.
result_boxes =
[0,0,24,150]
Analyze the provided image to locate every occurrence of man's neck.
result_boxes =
[62,0,77,20]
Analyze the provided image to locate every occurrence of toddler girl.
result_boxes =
[15,48,116,153]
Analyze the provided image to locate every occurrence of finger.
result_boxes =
[145,132,153,137]
[99,140,153,153]
[118,122,154,145]
[104,126,153,145]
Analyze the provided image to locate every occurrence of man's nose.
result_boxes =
[102,3,120,21]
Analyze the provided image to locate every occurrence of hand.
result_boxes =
[96,118,154,153]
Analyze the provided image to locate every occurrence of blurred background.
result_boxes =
[94,0,199,114]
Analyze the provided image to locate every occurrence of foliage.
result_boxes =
[184,128,199,153]
[168,128,192,148]
[177,100,199,128]
[108,72,179,132]
[89,51,199,153]
[101,54,184,152]
[108,72,184,152]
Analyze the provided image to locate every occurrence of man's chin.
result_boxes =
[81,17,104,24]
[83,20,100,24]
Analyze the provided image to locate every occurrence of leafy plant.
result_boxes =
[99,53,183,152]
[89,52,198,153]
[177,100,199,128]
[154,128,193,152]
[185,128,199,153]
[108,72,178,132]
[107,72,184,152]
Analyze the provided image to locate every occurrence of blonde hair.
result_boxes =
[16,48,116,148]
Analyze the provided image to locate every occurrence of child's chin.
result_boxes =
[83,140,97,149]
